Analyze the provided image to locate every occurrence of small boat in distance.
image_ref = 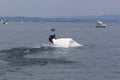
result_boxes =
[51,28,55,32]
[96,20,107,28]
[0,20,8,24]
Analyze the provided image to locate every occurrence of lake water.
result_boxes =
[0,22,120,80]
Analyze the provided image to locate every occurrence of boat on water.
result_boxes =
[3,21,7,24]
[49,34,82,48]
[96,21,107,28]
[0,20,8,24]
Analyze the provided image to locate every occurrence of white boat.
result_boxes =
[52,38,82,48]
[96,21,107,28]
[0,20,8,24]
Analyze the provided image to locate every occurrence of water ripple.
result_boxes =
[0,47,74,67]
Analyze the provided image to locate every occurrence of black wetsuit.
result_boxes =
[49,34,56,44]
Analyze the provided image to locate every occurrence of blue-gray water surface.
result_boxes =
[0,22,120,80]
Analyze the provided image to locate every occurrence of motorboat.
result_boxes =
[96,21,107,28]
[49,34,82,48]
[0,20,8,24]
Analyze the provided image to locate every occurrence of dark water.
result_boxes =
[0,22,120,80]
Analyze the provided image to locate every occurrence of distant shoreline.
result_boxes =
[1,15,120,22]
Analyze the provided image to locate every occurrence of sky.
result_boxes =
[0,0,120,17]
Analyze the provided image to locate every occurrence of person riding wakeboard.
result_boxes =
[49,34,57,44]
